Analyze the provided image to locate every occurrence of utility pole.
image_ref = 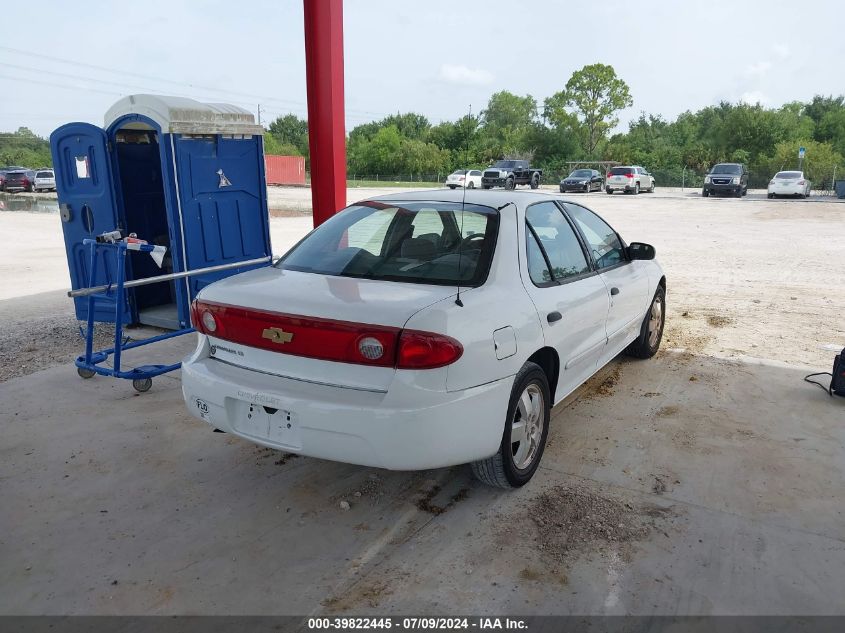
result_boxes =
[257,104,262,127]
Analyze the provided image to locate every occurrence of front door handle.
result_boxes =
[547,311,562,324]
[610,287,620,296]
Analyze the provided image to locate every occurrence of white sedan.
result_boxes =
[445,169,482,189]
[182,190,666,488]
[768,171,811,198]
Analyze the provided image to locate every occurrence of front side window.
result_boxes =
[564,203,625,270]
[278,201,499,286]
[525,202,590,285]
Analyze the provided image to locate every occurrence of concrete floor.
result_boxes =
[2,336,843,615]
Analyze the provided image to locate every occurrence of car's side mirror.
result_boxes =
[628,242,655,260]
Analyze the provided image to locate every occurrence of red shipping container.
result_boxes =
[265,155,306,186]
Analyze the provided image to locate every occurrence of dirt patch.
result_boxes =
[268,208,311,218]
[581,364,622,400]
[529,483,671,563]
[322,578,398,611]
[654,405,680,418]
[706,315,733,328]
[416,485,469,515]
[0,313,117,383]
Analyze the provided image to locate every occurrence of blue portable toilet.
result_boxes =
[51,94,272,330]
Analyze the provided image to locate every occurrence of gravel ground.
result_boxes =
[0,310,114,383]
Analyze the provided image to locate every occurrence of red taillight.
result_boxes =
[798,180,805,185]
[397,330,463,369]
[191,300,462,369]
[625,172,634,179]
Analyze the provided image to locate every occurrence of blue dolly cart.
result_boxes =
[71,238,270,392]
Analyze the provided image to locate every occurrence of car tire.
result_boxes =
[625,286,666,359]
[648,181,655,193]
[482,185,491,190]
[735,189,742,198]
[448,185,457,190]
[470,361,551,489]
[504,177,515,191]
[560,187,565,193]
[767,193,774,199]
[606,188,613,195]
[530,174,540,190]
[703,190,710,198]
[468,181,475,189]
[633,183,640,195]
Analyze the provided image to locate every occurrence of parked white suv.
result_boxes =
[606,166,655,195]
[182,190,666,488]
[33,169,56,192]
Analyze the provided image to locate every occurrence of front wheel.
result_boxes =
[703,190,710,198]
[482,184,491,190]
[504,177,515,191]
[625,286,666,359]
[606,188,613,195]
[470,362,550,488]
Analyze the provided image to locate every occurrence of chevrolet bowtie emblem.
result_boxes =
[262,327,294,344]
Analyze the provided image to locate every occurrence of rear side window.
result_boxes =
[525,202,590,285]
[564,203,625,270]
[279,201,499,286]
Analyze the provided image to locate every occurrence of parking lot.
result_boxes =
[2,188,844,615]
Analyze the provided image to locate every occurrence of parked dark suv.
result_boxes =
[3,169,36,193]
[703,163,748,197]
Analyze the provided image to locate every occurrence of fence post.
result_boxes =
[682,167,685,192]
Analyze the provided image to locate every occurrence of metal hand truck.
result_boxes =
[70,238,270,392]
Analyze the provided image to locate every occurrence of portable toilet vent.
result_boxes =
[50,94,272,330]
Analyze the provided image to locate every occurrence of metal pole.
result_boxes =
[112,244,126,374]
[68,256,272,298]
[304,0,347,228]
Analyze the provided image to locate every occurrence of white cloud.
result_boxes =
[739,91,770,106]
[773,44,790,60]
[438,64,494,86]
[745,61,772,76]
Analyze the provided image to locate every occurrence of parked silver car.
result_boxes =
[33,169,56,192]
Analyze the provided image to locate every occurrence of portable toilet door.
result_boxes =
[50,122,133,324]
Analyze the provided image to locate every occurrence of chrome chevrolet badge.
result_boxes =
[262,327,294,344]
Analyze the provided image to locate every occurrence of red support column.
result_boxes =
[304,0,347,227]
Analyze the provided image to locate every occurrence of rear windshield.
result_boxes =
[711,164,742,175]
[570,170,592,177]
[35,171,53,178]
[451,170,467,175]
[609,167,631,175]
[277,201,499,286]
[776,171,802,179]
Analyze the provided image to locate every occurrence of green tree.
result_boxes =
[267,114,309,158]
[480,91,538,157]
[546,63,633,156]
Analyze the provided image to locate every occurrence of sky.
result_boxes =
[2,0,843,138]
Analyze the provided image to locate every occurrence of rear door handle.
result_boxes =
[610,287,620,296]
[547,311,562,323]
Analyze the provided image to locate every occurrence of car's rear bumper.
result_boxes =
[768,186,805,196]
[181,349,511,470]
[606,181,635,191]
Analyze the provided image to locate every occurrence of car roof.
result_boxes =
[361,188,575,210]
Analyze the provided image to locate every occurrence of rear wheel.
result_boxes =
[633,183,640,195]
[606,188,613,194]
[448,185,457,190]
[470,362,550,488]
[530,174,540,189]
[625,286,665,359]
[467,181,475,189]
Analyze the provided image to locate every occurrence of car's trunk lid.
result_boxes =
[197,266,457,392]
